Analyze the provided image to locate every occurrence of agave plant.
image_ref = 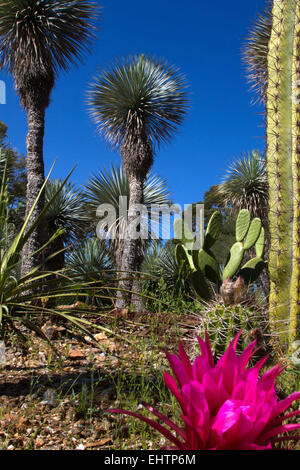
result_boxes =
[43,179,88,271]
[67,238,114,280]
[66,238,115,306]
[141,241,184,290]
[109,332,300,450]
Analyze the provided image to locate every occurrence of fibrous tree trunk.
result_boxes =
[21,104,46,278]
[115,173,145,310]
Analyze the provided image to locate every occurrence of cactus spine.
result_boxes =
[267,0,300,347]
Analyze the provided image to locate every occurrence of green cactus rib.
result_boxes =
[235,209,251,242]
[290,2,300,345]
[267,0,299,348]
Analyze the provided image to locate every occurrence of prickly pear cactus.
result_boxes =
[174,209,266,302]
[222,210,262,281]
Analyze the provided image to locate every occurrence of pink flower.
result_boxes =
[109,332,300,450]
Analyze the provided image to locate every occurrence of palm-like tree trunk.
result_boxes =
[115,174,144,310]
[21,105,46,277]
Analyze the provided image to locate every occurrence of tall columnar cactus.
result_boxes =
[267,0,300,348]
[174,209,266,301]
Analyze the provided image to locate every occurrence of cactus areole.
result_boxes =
[267,0,300,348]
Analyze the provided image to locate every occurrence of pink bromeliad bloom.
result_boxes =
[109,332,300,450]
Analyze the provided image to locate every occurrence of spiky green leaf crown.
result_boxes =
[218,151,268,218]
[45,179,88,242]
[88,54,189,151]
[84,164,171,242]
[0,0,98,103]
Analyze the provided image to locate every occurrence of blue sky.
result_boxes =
[0,0,266,208]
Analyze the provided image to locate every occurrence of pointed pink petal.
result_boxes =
[141,401,186,440]
[231,331,243,351]
[164,371,186,411]
[260,423,300,443]
[196,336,209,361]
[238,442,272,450]
[259,365,284,386]
[108,408,185,449]
[252,355,269,374]
[178,341,193,378]
[270,392,300,421]
[205,331,215,366]
[165,352,190,386]
[238,341,257,370]
[271,409,300,427]
[271,436,300,444]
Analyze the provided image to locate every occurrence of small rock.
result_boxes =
[68,348,86,360]
[41,389,58,407]
[38,351,46,364]
[41,321,56,340]
[94,333,108,342]
[76,444,85,450]
[35,437,45,448]
[41,322,66,340]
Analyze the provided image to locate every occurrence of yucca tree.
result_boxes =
[43,179,88,271]
[0,0,98,277]
[217,151,268,222]
[243,2,272,105]
[88,54,188,309]
[84,164,171,270]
